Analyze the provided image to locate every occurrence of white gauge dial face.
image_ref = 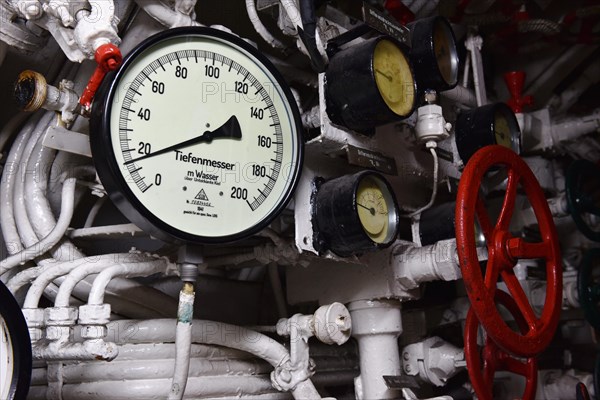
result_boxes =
[106,32,301,240]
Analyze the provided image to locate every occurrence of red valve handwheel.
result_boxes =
[465,289,538,400]
[456,145,562,357]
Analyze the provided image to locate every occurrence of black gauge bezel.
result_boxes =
[409,16,459,92]
[455,102,521,165]
[90,27,304,244]
[0,280,32,400]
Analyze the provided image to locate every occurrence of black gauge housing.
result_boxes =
[325,36,417,135]
[409,16,459,93]
[313,171,400,257]
[455,102,521,165]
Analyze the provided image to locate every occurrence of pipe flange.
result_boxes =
[271,357,316,392]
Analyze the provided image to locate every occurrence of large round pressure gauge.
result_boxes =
[409,16,459,92]
[90,27,303,244]
[455,103,521,164]
[325,37,417,134]
[313,171,399,257]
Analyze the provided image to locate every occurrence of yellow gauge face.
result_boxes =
[373,39,415,117]
[433,21,457,85]
[356,177,391,243]
[494,110,513,149]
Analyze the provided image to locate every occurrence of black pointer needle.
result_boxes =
[357,203,376,216]
[124,115,242,165]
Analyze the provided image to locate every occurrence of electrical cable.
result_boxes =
[402,143,439,218]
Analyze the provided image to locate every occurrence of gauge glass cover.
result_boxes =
[356,175,397,244]
[373,40,415,117]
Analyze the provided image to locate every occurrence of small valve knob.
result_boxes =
[504,70,533,113]
[79,43,122,112]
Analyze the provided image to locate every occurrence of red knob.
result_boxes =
[79,43,123,111]
[504,71,533,113]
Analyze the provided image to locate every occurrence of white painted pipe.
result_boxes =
[104,319,323,399]
[134,0,200,28]
[0,177,77,276]
[440,85,477,107]
[279,0,327,59]
[23,257,90,308]
[106,319,289,365]
[12,113,56,250]
[24,132,85,261]
[349,300,403,400]
[551,109,600,144]
[83,196,107,228]
[87,259,172,305]
[30,376,283,400]
[54,255,167,307]
[168,283,195,400]
[245,0,286,50]
[0,113,43,258]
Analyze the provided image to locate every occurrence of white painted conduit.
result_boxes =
[168,282,195,400]
[105,319,323,399]
[27,323,355,399]
[246,0,287,50]
[134,0,201,28]
[0,110,178,317]
[0,177,77,276]
[53,256,168,307]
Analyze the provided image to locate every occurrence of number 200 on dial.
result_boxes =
[90,27,304,243]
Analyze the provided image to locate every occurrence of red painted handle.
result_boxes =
[79,43,123,111]
[456,145,562,357]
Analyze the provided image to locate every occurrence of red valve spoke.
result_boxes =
[476,195,494,242]
[500,269,538,331]
[484,252,501,289]
[506,238,549,260]
[481,340,498,386]
[499,354,530,376]
[497,169,520,230]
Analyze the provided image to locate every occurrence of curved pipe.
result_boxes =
[54,256,167,307]
[87,260,172,305]
[134,0,200,28]
[0,114,42,259]
[245,0,286,50]
[105,319,323,399]
[0,177,77,276]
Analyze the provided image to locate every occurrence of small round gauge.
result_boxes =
[410,16,459,92]
[325,36,416,135]
[313,171,399,257]
[455,103,521,165]
[90,27,303,244]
